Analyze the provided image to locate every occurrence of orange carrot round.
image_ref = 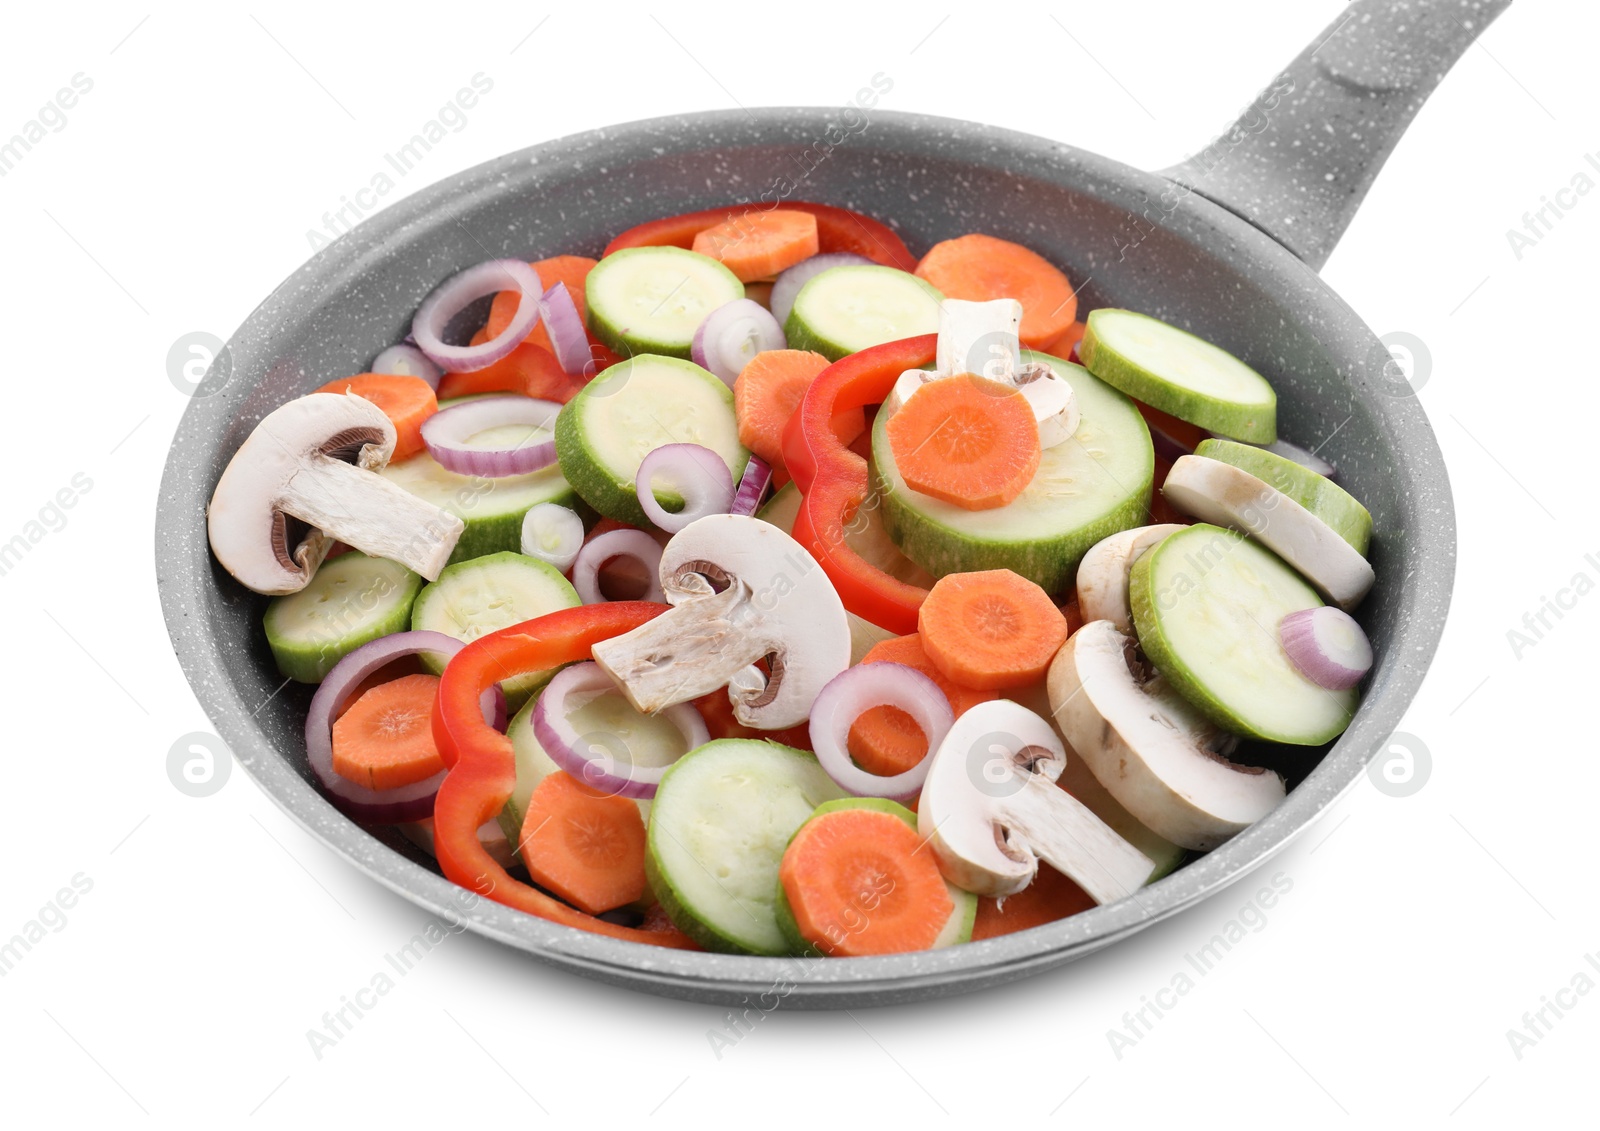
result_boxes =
[847,633,993,777]
[518,771,647,915]
[734,349,863,475]
[970,863,1094,940]
[917,569,1068,690]
[331,673,444,790]
[779,807,953,957]
[691,209,820,283]
[885,372,1040,510]
[914,234,1079,347]
[313,373,437,461]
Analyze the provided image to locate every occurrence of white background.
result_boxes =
[1,1,1591,1125]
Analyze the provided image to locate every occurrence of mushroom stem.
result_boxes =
[280,455,463,581]
[591,580,777,716]
[992,771,1156,905]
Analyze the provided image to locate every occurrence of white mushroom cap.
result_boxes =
[1162,455,1374,610]
[1013,361,1080,449]
[888,299,1079,447]
[590,514,850,729]
[1047,620,1286,851]
[917,699,1155,903]
[207,392,464,595]
[1075,524,1187,631]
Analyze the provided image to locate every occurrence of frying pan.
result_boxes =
[157,0,1500,1006]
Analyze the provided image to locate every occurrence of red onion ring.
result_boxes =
[571,528,664,604]
[808,662,955,800]
[770,252,874,328]
[532,662,708,799]
[305,630,504,823]
[730,455,772,517]
[538,283,592,377]
[634,443,734,533]
[371,343,443,389]
[419,394,561,477]
[691,299,787,386]
[1280,607,1372,690]
[412,259,543,373]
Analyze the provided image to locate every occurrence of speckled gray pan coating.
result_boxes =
[156,0,1494,1007]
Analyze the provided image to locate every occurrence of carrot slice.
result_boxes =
[691,209,820,283]
[914,234,1079,348]
[434,342,586,403]
[518,771,647,915]
[847,633,993,777]
[970,863,1094,940]
[885,372,1040,510]
[917,569,1068,690]
[484,255,599,350]
[331,673,445,790]
[779,808,953,956]
[734,349,863,475]
[313,373,437,461]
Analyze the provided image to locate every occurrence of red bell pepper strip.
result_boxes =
[782,334,937,635]
[431,601,698,949]
[603,200,918,271]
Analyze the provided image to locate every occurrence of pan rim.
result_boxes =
[156,106,1454,1006]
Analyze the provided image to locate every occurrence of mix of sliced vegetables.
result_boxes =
[207,202,1378,957]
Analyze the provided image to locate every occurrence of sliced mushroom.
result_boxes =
[916,698,1155,903]
[1047,620,1286,851]
[882,298,1079,447]
[207,392,464,595]
[1161,454,1374,610]
[1075,524,1187,631]
[1013,361,1080,448]
[590,513,850,730]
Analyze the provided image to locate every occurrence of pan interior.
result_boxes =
[165,109,1447,1003]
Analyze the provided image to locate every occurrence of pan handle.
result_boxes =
[1158,0,1512,270]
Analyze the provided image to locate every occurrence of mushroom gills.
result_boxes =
[917,699,1156,904]
[590,514,850,730]
[207,392,464,595]
[1048,619,1287,852]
